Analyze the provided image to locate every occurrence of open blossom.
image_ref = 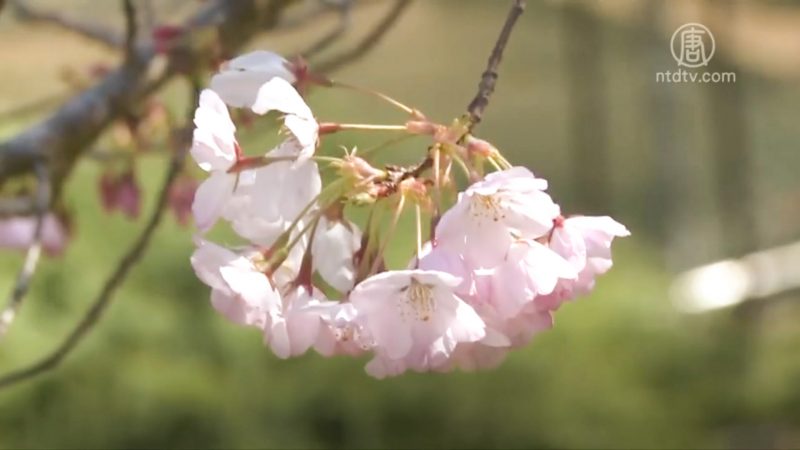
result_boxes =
[224,140,321,246]
[265,284,337,359]
[545,215,631,299]
[314,302,373,357]
[190,89,240,231]
[210,51,297,109]
[486,239,577,320]
[190,239,279,328]
[312,216,362,293]
[349,269,486,377]
[250,77,318,161]
[435,166,560,267]
[191,82,319,233]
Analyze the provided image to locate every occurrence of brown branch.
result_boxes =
[300,0,352,58]
[0,163,50,341]
[0,0,296,190]
[11,0,125,49]
[316,0,412,73]
[0,129,188,391]
[123,0,138,60]
[466,0,525,128]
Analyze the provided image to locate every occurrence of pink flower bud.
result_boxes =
[152,25,185,54]
[97,170,141,220]
[464,136,497,157]
[168,176,197,227]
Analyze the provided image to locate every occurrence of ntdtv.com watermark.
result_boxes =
[656,22,736,84]
[656,69,736,84]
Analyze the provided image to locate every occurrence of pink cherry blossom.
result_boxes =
[190,89,240,231]
[250,78,318,161]
[0,213,69,256]
[190,239,279,328]
[211,51,297,109]
[435,166,560,267]
[265,285,337,359]
[224,140,321,246]
[311,216,361,293]
[413,241,474,297]
[348,269,485,377]
[487,239,577,320]
[314,302,373,357]
[546,215,630,298]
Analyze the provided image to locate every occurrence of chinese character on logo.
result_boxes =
[670,23,715,68]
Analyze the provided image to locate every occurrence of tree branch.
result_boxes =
[10,0,125,49]
[123,0,138,60]
[466,0,525,128]
[0,0,296,192]
[316,0,412,73]
[0,164,50,341]
[300,0,352,59]
[0,125,188,391]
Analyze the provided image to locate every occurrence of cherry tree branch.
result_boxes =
[0,164,50,341]
[0,0,296,191]
[300,0,352,58]
[123,0,138,60]
[466,0,526,128]
[316,0,412,73]
[0,131,186,391]
[10,0,125,49]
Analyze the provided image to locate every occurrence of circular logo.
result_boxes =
[670,23,715,68]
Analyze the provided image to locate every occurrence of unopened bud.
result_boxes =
[405,120,440,136]
[464,135,498,157]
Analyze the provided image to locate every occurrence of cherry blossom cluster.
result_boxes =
[189,50,629,378]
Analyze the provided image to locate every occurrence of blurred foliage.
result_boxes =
[1,1,800,448]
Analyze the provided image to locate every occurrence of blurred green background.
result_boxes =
[1,0,800,448]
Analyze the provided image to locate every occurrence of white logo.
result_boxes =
[670,23,715,68]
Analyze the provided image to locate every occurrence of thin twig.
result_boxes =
[0,163,50,341]
[466,0,526,128]
[316,0,412,73]
[0,140,187,391]
[275,0,339,31]
[300,0,352,58]
[123,0,138,60]
[0,77,198,390]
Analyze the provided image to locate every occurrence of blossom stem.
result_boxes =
[354,205,383,283]
[264,178,345,261]
[487,155,503,172]
[431,144,443,216]
[451,153,473,181]
[330,80,418,116]
[415,203,423,259]
[368,194,406,275]
[319,122,409,134]
[227,155,342,173]
[494,153,513,169]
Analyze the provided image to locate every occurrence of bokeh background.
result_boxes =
[1,0,800,448]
